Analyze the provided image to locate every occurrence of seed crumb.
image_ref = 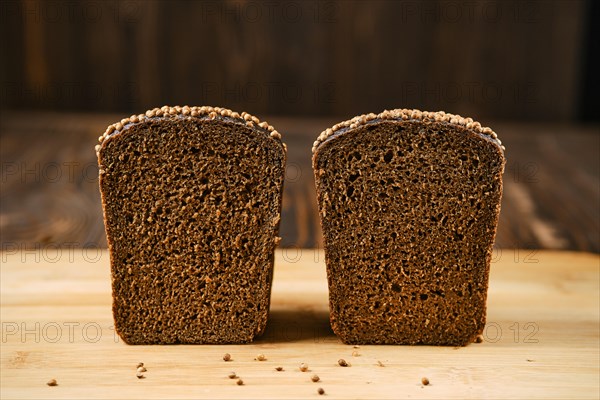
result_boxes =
[46,379,58,387]
[338,359,348,367]
[352,351,360,357]
[137,366,147,373]
[317,387,325,395]
[377,361,385,367]
[136,371,145,379]
[475,335,484,343]
[353,345,360,349]
[275,367,283,371]
[236,378,244,386]
[223,353,231,361]
[299,362,308,372]
[228,372,237,379]
[256,354,266,361]
[421,377,430,386]
[136,362,144,368]
[311,374,320,382]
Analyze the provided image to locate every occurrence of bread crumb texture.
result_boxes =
[313,109,505,345]
[97,106,286,344]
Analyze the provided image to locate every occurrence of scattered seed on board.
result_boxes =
[46,379,58,387]
[137,362,144,368]
[353,345,360,349]
[311,375,320,382]
[338,359,348,367]
[137,366,147,373]
[352,351,360,357]
[299,363,308,372]
[223,353,231,361]
[318,387,325,395]
[236,378,244,386]
[256,354,266,361]
[228,372,237,379]
[275,367,284,371]
[136,371,145,379]
[421,377,430,386]
[377,360,385,367]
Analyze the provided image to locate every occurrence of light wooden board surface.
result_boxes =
[1,249,599,399]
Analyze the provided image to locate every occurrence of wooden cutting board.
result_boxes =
[1,249,598,399]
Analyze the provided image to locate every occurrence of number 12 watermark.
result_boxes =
[483,321,539,344]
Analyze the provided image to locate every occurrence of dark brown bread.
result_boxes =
[312,109,505,346]
[96,106,286,344]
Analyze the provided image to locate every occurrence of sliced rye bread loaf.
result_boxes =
[312,109,505,346]
[96,106,286,344]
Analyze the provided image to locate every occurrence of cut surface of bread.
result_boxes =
[97,106,285,344]
[312,109,505,345]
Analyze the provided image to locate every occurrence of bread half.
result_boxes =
[312,109,505,345]
[96,106,286,344]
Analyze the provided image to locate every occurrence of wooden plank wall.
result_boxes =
[0,0,587,120]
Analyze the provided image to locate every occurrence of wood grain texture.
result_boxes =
[1,112,599,252]
[0,249,599,399]
[0,0,586,120]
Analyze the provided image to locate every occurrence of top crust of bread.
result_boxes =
[312,108,503,156]
[96,105,284,157]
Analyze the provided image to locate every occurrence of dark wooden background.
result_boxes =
[1,1,599,253]
[1,0,597,120]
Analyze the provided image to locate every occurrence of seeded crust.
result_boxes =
[312,109,505,346]
[97,106,286,344]
[312,108,503,154]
